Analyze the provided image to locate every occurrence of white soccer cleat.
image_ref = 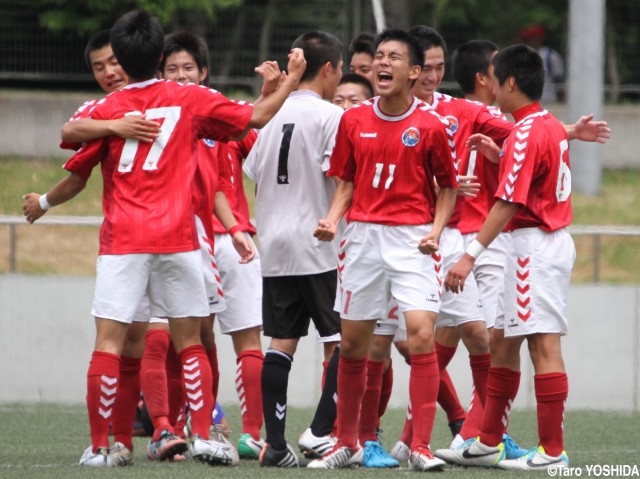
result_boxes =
[436,438,505,467]
[298,427,336,458]
[237,433,265,459]
[497,445,569,471]
[307,445,364,469]
[389,440,410,464]
[79,445,116,467]
[210,424,239,466]
[409,446,446,471]
[190,434,233,466]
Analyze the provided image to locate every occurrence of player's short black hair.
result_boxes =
[291,31,343,83]
[408,25,447,56]
[110,10,164,80]
[339,72,374,98]
[349,32,376,58]
[84,29,111,70]
[492,44,544,101]
[452,39,499,94]
[374,29,423,70]
[160,31,210,83]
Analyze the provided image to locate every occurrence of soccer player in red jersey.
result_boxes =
[442,44,581,471]
[308,29,458,471]
[23,10,305,467]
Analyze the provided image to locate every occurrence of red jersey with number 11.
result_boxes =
[329,96,458,226]
[64,79,252,255]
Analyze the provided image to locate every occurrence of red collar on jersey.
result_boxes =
[512,102,543,122]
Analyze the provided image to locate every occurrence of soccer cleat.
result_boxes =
[298,427,336,458]
[109,441,134,466]
[448,419,465,437]
[497,445,569,471]
[146,430,188,461]
[390,440,410,464]
[190,434,233,466]
[307,444,364,469]
[237,433,265,459]
[210,424,239,466]
[436,438,505,467]
[363,440,399,468]
[450,433,465,449]
[409,446,446,471]
[502,433,530,460]
[259,443,307,467]
[79,446,115,467]
[436,436,477,462]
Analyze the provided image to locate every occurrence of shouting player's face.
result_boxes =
[411,46,445,104]
[162,51,207,86]
[90,45,128,93]
[373,40,421,98]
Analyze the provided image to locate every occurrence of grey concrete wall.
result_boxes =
[1,275,638,410]
[0,90,638,169]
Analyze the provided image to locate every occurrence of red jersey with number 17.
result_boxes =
[495,103,572,232]
[328,96,458,226]
[63,78,253,255]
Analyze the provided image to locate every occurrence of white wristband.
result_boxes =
[465,239,485,259]
[39,193,52,210]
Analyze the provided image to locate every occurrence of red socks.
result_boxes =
[141,329,172,440]
[535,372,568,456]
[358,360,384,443]
[480,367,521,447]
[399,403,413,446]
[206,344,219,402]
[378,360,393,420]
[236,349,264,440]
[111,355,140,450]
[166,342,185,433]
[459,388,484,440]
[436,343,466,423]
[409,352,439,451]
[336,357,367,449]
[86,351,120,452]
[470,353,491,407]
[179,344,214,438]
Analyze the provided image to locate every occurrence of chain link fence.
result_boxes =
[1,0,639,99]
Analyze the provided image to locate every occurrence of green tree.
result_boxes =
[36,0,241,36]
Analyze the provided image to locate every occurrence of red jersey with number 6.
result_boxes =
[63,78,252,255]
[495,103,572,232]
[329,96,458,226]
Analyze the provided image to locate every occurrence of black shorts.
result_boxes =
[262,270,341,339]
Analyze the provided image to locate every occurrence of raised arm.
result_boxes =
[247,48,307,129]
[563,114,611,143]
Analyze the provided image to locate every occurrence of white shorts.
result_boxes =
[335,222,441,320]
[437,227,485,328]
[213,233,263,334]
[92,251,210,324]
[496,228,575,337]
[314,329,341,343]
[195,217,226,315]
[375,300,408,342]
[463,232,510,328]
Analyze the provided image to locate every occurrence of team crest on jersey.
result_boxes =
[444,115,459,134]
[401,127,420,147]
[203,138,216,148]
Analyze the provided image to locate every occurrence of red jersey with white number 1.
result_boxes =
[63,78,253,255]
[495,103,572,232]
[329,96,458,226]
[431,92,512,230]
